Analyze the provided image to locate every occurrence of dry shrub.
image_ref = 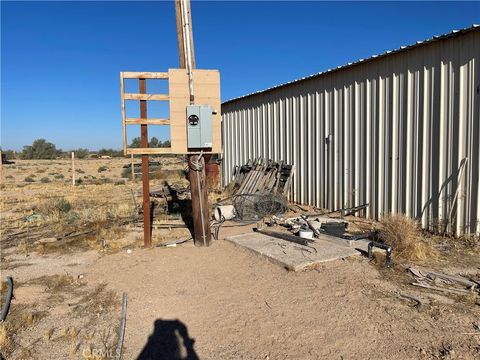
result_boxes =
[0,324,9,349]
[379,214,432,261]
[72,283,118,318]
[29,274,80,293]
[37,197,71,217]
[22,311,47,325]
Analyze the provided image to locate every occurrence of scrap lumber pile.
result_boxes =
[218,158,295,221]
[231,158,294,196]
[408,266,480,296]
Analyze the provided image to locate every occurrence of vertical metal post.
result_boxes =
[140,79,151,247]
[71,152,75,186]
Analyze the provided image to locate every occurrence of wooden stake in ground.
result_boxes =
[0,150,3,185]
[71,151,75,186]
[140,78,151,247]
[131,154,135,181]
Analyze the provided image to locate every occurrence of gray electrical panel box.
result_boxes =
[187,105,213,149]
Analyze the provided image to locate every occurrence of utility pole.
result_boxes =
[175,0,211,246]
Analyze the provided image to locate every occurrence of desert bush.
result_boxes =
[54,174,64,179]
[40,177,50,183]
[97,166,108,173]
[37,168,46,174]
[38,197,72,216]
[73,148,89,159]
[121,167,133,179]
[378,214,431,261]
[76,169,85,174]
[20,138,60,159]
[24,176,35,182]
[6,175,13,179]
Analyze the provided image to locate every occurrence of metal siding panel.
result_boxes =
[221,30,480,235]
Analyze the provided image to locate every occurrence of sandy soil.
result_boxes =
[1,159,479,359]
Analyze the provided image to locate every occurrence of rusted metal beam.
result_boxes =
[140,79,151,247]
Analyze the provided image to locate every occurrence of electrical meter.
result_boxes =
[186,105,214,149]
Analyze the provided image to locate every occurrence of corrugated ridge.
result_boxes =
[223,24,479,105]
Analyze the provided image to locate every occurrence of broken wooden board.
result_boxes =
[225,232,361,271]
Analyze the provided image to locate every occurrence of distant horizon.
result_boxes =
[2,1,479,150]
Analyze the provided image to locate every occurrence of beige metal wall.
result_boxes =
[222,29,480,236]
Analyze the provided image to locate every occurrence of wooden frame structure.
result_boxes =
[120,68,221,156]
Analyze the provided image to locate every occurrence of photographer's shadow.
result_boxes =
[137,319,199,360]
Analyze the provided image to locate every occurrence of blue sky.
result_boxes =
[1,1,479,151]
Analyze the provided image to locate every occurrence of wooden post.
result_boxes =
[71,152,75,186]
[0,150,3,185]
[188,155,211,246]
[176,0,211,246]
[140,79,151,247]
[131,154,135,181]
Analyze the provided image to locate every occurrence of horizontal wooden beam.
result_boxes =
[124,93,169,101]
[127,147,172,155]
[126,118,170,125]
[121,72,168,79]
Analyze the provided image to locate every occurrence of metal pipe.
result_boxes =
[115,293,128,360]
[0,276,13,322]
[368,241,392,268]
[180,0,194,104]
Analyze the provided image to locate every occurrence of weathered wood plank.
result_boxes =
[126,118,170,125]
[124,94,169,101]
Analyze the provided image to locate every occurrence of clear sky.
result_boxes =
[1,1,479,151]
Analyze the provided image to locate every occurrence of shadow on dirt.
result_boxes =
[137,319,199,360]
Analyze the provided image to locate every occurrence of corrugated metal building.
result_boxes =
[221,25,480,236]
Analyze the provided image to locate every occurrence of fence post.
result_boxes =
[71,152,75,186]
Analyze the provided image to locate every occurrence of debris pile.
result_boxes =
[222,158,294,220]
[231,158,294,196]
[408,266,480,296]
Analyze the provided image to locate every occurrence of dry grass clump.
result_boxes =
[37,197,72,217]
[0,324,10,350]
[28,274,80,293]
[72,283,119,318]
[22,310,48,325]
[379,214,432,261]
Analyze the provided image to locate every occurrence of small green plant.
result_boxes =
[40,177,50,183]
[76,169,85,174]
[54,174,65,179]
[76,178,83,185]
[97,166,108,173]
[24,176,35,182]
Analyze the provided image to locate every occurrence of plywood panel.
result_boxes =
[121,68,221,155]
[168,68,221,154]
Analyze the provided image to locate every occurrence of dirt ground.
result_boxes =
[1,159,480,359]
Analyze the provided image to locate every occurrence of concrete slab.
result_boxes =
[225,232,362,271]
